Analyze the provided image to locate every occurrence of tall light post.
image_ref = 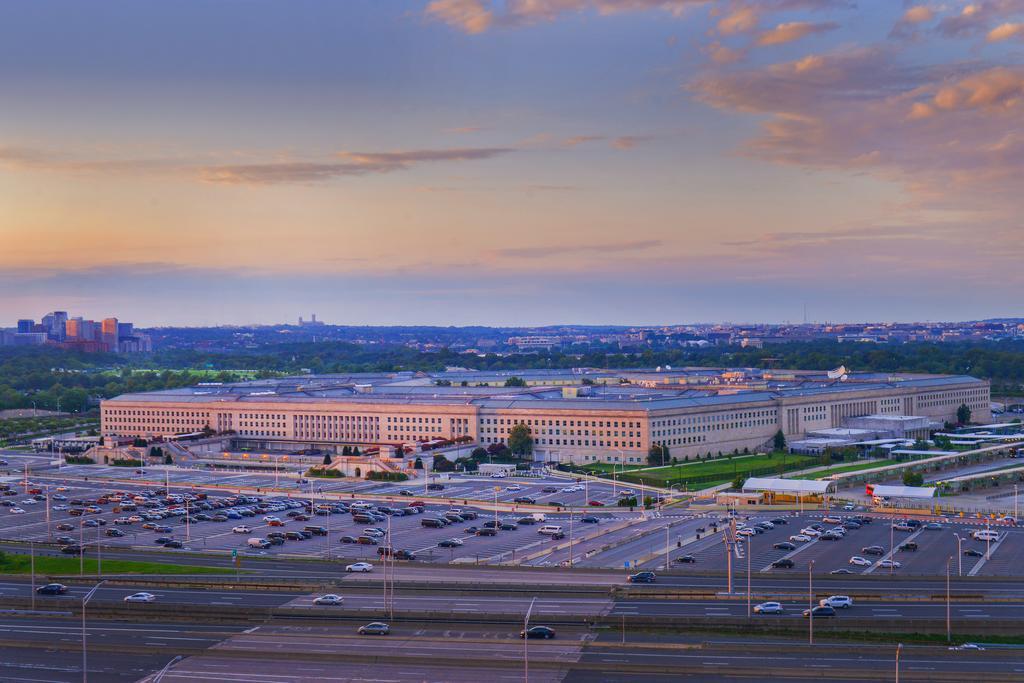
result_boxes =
[30,541,35,610]
[985,523,992,560]
[954,534,964,576]
[568,508,574,568]
[82,580,106,683]
[895,642,903,683]
[493,486,499,530]
[665,525,671,571]
[1015,484,1019,520]
[889,522,895,575]
[946,556,952,643]
[746,535,752,618]
[808,560,815,646]
[524,596,537,683]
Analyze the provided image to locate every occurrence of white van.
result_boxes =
[972,529,999,542]
[531,513,547,523]
[538,525,563,536]
[248,537,270,549]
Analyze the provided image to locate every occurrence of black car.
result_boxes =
[105,528,126,537]
[57,535,76,545]
[56,523,75,531]
[154,537,174,545]
[482,520,500,529]
[898,541,919,552]
[520,626,556,639]
[964,548,984,557]
[517,517,537,525]
[771,558,795,569]
[60,544,83,555]
[437,538,463,548]
[542,487,558,493]
[773,542,796,551]
[163,540,184,548]
[499,522,518,531]
[285,532,306,541]
[803,605,836,618]
[476,528,497,536]
[427,483,444,491]
[628,572,656,584]
[36,583,68,595]
[862,545,886,556]
[581,516,600,524]
[513,497,536,505]
[675,555,696,564]
[463,526,479,534]
[820,532,841,541]
[399,489,413,496]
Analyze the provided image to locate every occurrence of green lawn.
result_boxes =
[792,459,898,480]
[0,553,232,575]
[614,452,815,487]
[577,463,645,475]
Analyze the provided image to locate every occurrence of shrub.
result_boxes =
[111,459,144,467]
[367,471,408,482]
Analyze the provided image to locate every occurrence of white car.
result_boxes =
[842,504,855,511]
[490,473,506,479]
[848,556,872,567]
[820,595,854,609]
[21,499,38,505]
[800,528,821,537]
[737,528,755,536]
[124,592,156,603]
[878,559,902,569]
[9,507,25,514]
[505,485,522,491]
[560,486,576,493]
[262,516,281,523]
[753,601,784,615]
[53,505,70,511]
[232,525,252,534]
[346,562,374,573]
[128,515,144,523]
[313,594,344,605]
[789,534,812,543]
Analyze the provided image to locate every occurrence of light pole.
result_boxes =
[568,508,574,568]
[1015,484,1019,520]
[665,525,671,571]
[985,523,992,560]
[946,556,952,643]
[954,534,964,576]
[747,535,752,618]
[808,560,815,645]
[524,596,537,683]
[889,522,894,575]
[82,580,106,683]
[493,486,499,530]
[30,541,35,610]
[895,642,903,683]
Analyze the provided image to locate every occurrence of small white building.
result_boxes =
[478,463,517,476]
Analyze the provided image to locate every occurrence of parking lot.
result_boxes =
[665,511,1020,577]
[0,474,647,566]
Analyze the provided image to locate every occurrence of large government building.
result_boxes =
[101,367,991,465]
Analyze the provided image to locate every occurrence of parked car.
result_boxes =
[437,538,463,548]
[848,556,872,567]
[773,542,796,551]
[964,548,984,557]
[628,572,656,584]
[676,555,696,564]
[771,558,795,569]
[862,545,886,556]
[878,559,902,569]
[898,541,918,552]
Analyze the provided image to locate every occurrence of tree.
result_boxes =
[322,453,333,466]
[503,376,527,387]
[456,457,478,472]
[508,423,533,456]
[647,444,667,466]
[731,474,745,490]
[342,446,352,456]
[413,456,423,470]
[433,454,454,472]
[164,454,173,465]
[351,446,361,456]
[773,430,787,452]
[903,470,924,487]
[470,447,488,461]
[957,403,972,425]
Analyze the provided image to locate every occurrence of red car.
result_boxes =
[588,500,605,507]
[408,501,426,508]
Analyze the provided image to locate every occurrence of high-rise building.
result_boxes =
[101,318,119,351]
[17,319,34,334]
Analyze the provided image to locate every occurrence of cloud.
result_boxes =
[756,21,839,46]
[0,144,516,186]
[705,41,747,64]
[903,6,935,24]
[444,125,486,134]
[936,0,1024,38]
[988,22,1024,41]
[717,7,758,35]
[690,49,1024,210]
[562,135,605,147]
[890,5,935,40]
[610,135,651,149]
[426,0,709,33]
[496,239,663,258]
[425,0,494,34]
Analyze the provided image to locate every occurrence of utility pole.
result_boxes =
[30,541,35,610]
[895,642,903,683]
[946,556,952,643]
[808,560,815,645]
[747,535,752,618]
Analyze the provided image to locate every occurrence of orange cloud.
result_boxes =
[756,21,839,46]
[717,7,758,35]
[425,0,494,34]
[902,6,934,24]
[988,22,1024,41]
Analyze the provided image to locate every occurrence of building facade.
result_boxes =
[101,369,991,465]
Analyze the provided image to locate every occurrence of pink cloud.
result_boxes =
[988,22,1024,41]
[756,21,839,46]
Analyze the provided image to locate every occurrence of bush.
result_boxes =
[64,455,95,465]
[111,459,144,467]
[307,468,344,478]
[367,471,408,482]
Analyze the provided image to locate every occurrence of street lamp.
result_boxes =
[1015,484,1019,520]
[895,642,903,683]
[946,556,952,643]
[954,534,964,576]
[523,596,537,683]
[82,580,106,683]
[808,560,815,645]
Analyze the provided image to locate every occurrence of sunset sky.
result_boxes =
[2,1,1022,326]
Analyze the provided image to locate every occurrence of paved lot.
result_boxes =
[665,511,1020,577]
[0,475,649,567]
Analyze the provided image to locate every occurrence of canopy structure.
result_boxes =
[869,484,936,499]
[742,477,836,495]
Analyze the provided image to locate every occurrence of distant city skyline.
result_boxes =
[2,2,1022,325]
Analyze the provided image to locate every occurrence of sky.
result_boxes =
[1,0,1023,327]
